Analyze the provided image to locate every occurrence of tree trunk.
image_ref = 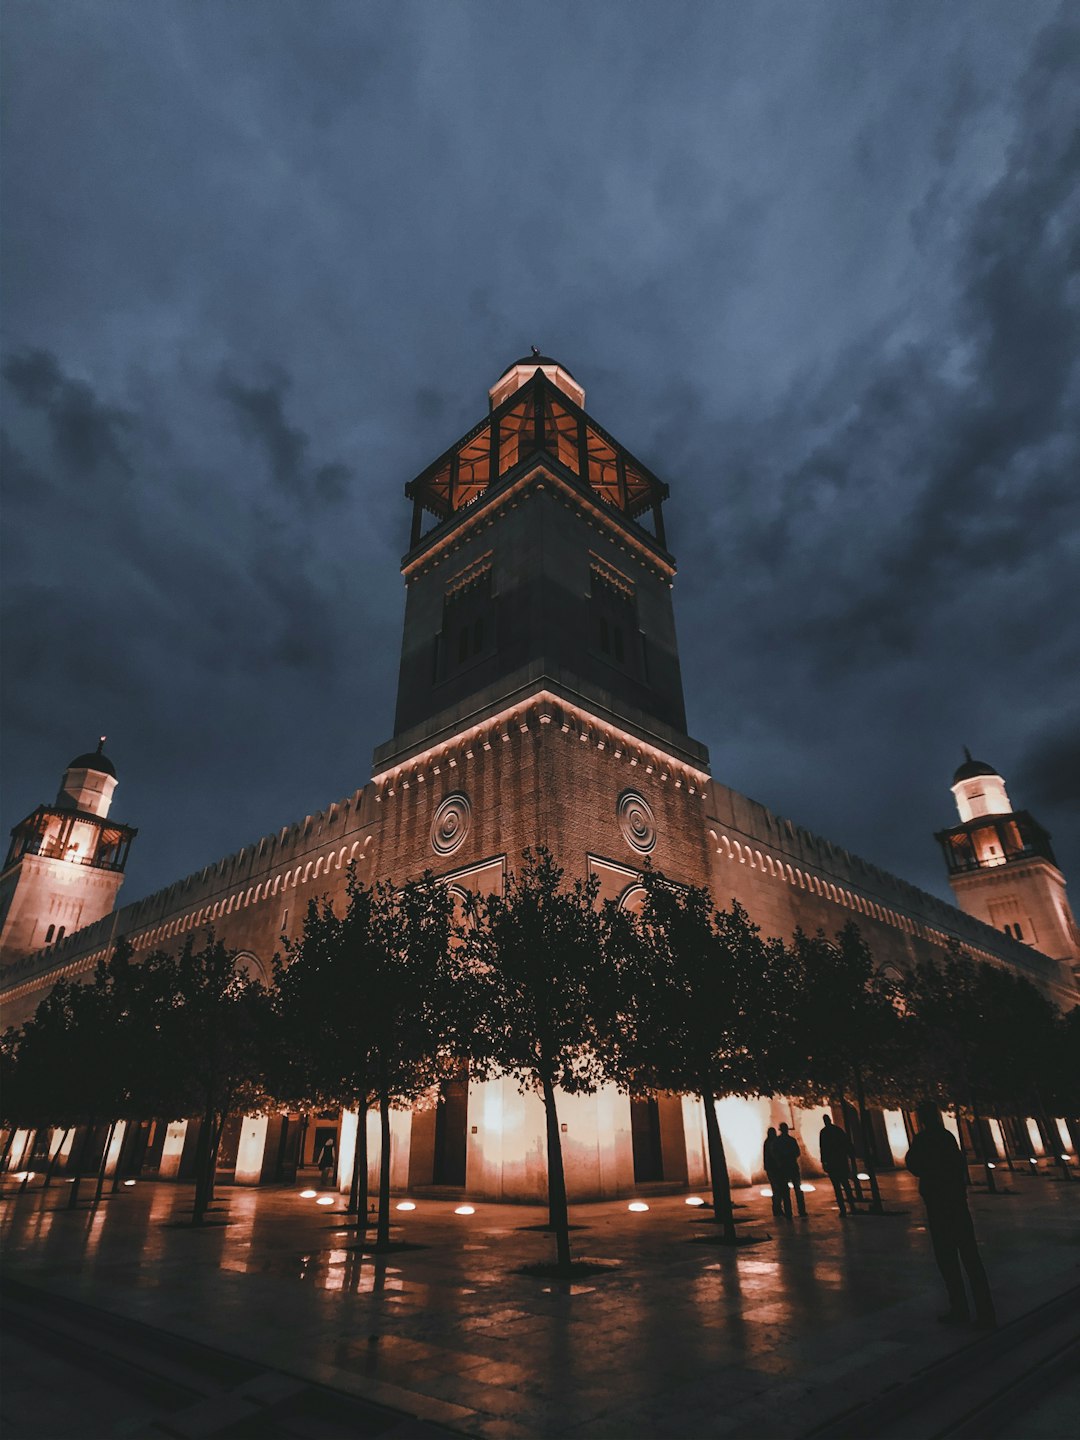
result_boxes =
[192,1106,216,1226]
[1034,1089,1072,1182]
[376,1090,392,1249]
[852,1064,883,1214]
[540,1074,572,1271]
[971,1094,996,1193]
[93,1120,117,1203]
[43,1128,72,1190]
[995,1110,1015,1171]
[19,1128,40,1189]
[68,1121,96,1209]
[701,1089,737,1243]
[838,1094,865,1201]
[348,1101,369,1228]
[111,1121,135,1192]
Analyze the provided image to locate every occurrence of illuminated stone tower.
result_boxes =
[935,749,1080,975]
[385,353,700,768]
[372,354,713,1195]
[0,740,137,963]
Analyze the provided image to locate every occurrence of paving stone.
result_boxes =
[2,1171,1078,1439]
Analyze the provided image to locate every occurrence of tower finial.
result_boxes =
[531,344,541,358]
[963,745,972,762]
[97,735,107,753]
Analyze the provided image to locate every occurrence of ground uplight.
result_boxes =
[316,1196,335,1206]
[299,1188,317,1199]
[123,1179,136,1186]
[759,1187,773,1198]
[454,1204,475,1215]
[628,1201,649,1212]
[856,1172,870,1181]
[799,1183,816,1193]
[396,1201,416,1211]
[685,1196,706,1207]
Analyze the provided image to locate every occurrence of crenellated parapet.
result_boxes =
[705,782,1078,1008]
[0,784,379,1024]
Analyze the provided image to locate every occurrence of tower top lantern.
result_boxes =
[405,358,668,553]
[950,747,1012,823]
[489,350,585,411]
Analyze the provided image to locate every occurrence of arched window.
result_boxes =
[56,926,65,942]
[234,951,269,984]
[45,924,55,944]
[447,885,478,931]
[618,883,648,916]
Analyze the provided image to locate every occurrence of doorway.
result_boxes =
[631,1097,664,1182]
[433,1078,469,1187]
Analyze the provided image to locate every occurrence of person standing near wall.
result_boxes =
[775,1122,807,1219]
[317,1135,337,1188]
[820,1113,858,1217]
[763,1127,783,1217]
[905,1101,996,1328]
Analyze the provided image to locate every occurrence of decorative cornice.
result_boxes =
[402,462,676,585]
[372,689,710,794]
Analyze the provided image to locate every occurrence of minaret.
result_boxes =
[935,749,1080,975]
[385,353,697,767]
[373,355,710,1191]
[0,739,137,964]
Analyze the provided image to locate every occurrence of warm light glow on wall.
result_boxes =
[1026,1118,1044,1155]
[234,1115,268,1185]
[882,1109,910,1166]
[482,1090,505,1135]
[104,1121,127,1178]
[714,1096,769,1184]
[158,1120,188,1179]
[987,1117,1006,1160]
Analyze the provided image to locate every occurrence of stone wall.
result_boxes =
[3,703,1075,1028]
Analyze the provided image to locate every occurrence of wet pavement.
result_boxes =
[2,1168,1078,1438]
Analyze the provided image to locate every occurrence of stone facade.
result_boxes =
[3,358,1077,1198]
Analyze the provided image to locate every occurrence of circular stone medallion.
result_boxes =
[617,789,656,854]
[431,792,471,856]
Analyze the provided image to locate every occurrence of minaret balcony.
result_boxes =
[4,805,137,876]
[935,809,1057,877]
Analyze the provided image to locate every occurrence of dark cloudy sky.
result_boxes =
[3,1,1078,916]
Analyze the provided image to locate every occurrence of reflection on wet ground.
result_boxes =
[2,1169,1078,1438]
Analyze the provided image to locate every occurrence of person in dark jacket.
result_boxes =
[763,1127,783,1216]
[317,1136,337,1187]
[775,1122,807,1218]
[905,1101,995,1328]
[819,1114,858,1216]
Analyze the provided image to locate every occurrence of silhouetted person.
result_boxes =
[820,1114,858,1216]
[317,1136,336,1187]
[775,1122,807,1218]
[906,1101,996,1328]
[763,1127,783,1216]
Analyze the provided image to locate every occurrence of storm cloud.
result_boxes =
[2,1,1077,907]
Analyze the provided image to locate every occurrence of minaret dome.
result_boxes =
[56,736,118,819]
[488,348,585,411]
[951,748,1012,823]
